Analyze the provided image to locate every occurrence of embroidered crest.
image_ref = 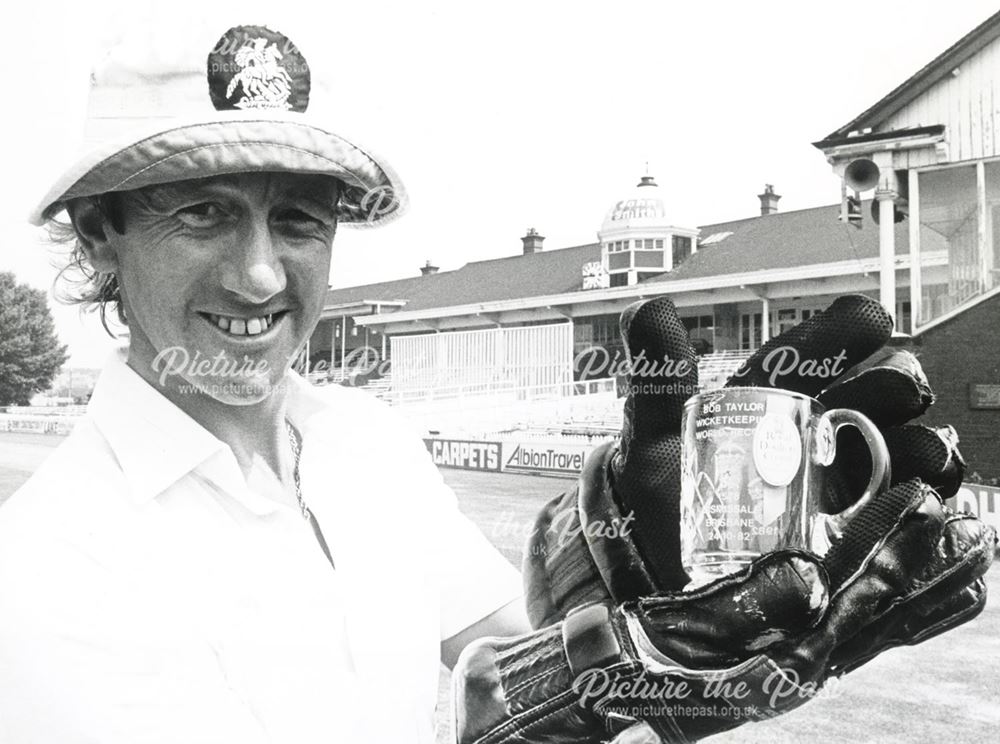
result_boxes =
[226,38,293,109]
[207,26,310,113]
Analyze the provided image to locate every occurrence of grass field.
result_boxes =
[2,432,997,743]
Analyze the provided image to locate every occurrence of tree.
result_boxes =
[0,272,69,406]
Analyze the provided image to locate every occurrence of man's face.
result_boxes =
[105,172,339,406]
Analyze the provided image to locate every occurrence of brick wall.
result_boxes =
[914,292,1000,480]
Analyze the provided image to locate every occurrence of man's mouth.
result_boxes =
[200,311,288,337]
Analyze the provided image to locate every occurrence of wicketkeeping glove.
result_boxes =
[524,295,976,620]
[455,294,995,743]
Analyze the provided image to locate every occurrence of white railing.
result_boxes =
[391,377,620,436]
[390,324,575,403]
[2,405,88,417]
[383,375,615,406]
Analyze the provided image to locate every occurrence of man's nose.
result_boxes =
[219,220,286,303]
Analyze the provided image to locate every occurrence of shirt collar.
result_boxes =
[88,350,339,507]
[284,368,335,433]
[88,349,236,503]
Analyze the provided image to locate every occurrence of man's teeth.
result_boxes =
[209,313,274,336]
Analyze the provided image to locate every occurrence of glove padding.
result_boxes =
[524,295,969,626]
[455,480,995,744]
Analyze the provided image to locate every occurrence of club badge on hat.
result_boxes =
[29,22,406,229]
[207,26,310,113]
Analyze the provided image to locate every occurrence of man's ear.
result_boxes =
[65,197,119,274]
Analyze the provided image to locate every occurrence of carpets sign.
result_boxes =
[424,439,502,472]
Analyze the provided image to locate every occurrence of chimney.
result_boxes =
[420,260,439,276]
[758,184,781,215]
[521,228,545,255]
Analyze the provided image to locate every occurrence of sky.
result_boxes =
[2,0,998,367]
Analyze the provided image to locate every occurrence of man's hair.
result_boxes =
[50,193,128,336]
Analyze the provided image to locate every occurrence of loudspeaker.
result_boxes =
[844,158,880,192]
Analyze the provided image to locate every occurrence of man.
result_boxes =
[0,21,528,744]
[1,16,994,744]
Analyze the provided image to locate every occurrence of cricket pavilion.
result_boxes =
[305,10,1000,492]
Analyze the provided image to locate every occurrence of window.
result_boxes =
[897,301,911,332]
[700,231,733,245]
[985,162,1000,293]
[574,314,625,381]
[672,235,692,266]
[776,309,797,335]
[739,313,762,351]
[610,272,628,287]
[681,314,715,353]
[574,315,619,347]
[917,165,980,324]
[608,252,631,270]
[655,239,664,250]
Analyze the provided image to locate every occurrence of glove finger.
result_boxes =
[829,578,988,675]
[824,479,945,597]
[757,481,945,692]
[629,551,829,669]
[823,425,966,512]
[580,442,660,602]
[609,434,688,592]
[610,298,698,594]
[816,349,934,427]
[827,509,995,674]
[726,294,892,395]
[523,486,613,628]
[617,296,699,444]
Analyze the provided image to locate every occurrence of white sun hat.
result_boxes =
[29,21,406,228]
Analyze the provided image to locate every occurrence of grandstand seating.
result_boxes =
[323,350,750,437]
[331,350,751,437]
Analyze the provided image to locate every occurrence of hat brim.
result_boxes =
[29,111,407,228]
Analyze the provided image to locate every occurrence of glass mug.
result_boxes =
[679,386,891,589]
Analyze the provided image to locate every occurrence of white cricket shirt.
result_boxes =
[0,353,523,743]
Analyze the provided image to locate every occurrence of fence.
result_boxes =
[389,323,574,402]
[393,377,619,437]
[0,415,79,435]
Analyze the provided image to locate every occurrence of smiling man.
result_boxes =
[2,16,994,744]
[0,21,527,744]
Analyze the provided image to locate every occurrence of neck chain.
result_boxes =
[284,419,312,521]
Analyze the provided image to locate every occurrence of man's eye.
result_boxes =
[276,208,324,226]
[175,203,226,227]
